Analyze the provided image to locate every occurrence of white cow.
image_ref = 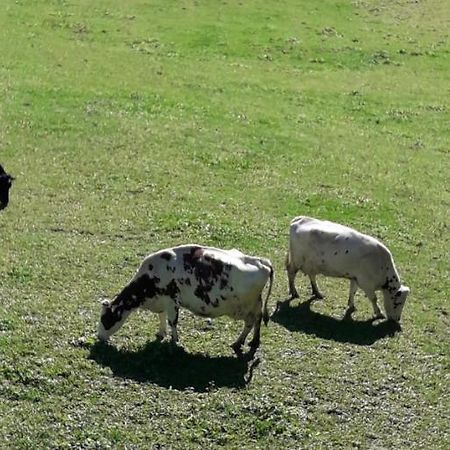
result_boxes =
[98,244,273,357]
[286,216,410,321]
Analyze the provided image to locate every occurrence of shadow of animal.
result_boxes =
[89,340,255,391]
[271,299,401,346]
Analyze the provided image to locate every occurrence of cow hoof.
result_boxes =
[246,345,259,360]
[155,332,166,341]
[231,342,244,358]
[343,306,356,320]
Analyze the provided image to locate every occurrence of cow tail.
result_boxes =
[262,262,274,326]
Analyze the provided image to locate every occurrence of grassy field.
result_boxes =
[1,0,449,448]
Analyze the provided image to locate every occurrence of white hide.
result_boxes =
[286,216,409,321]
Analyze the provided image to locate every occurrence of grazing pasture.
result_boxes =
[0,0,449,448]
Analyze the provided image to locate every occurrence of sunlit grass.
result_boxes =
[0,0,449,448]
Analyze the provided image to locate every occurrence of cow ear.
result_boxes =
[401,285,410,294]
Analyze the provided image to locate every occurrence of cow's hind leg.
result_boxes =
[231,315,254,357]
[248,310,263,358]
[344,278,358,318]
[309,274,324,300]
[286,255,299,299]
[287,268,299,299]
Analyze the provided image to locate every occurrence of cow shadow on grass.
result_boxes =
[271,299,401,345]
[89,340,255,392]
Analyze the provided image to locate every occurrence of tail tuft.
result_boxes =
[262,263,274,326]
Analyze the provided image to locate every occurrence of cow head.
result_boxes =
[383,285,410,322]
[97,299,130,341]
[0,165,14,210]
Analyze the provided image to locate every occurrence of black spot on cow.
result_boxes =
[345,250,349,254]
[204,255,225,279]
[162,279,180,300]
[113,274,163,313]
[101,306,122,330]
[148,264,153,271]
[143,275,162,299]
[220,277,228,290]
[392,290,404,308]
[345,237,349,241]
[160,251,172,261]
[321,259,325,264]
[334,251,338,256]
[382,277,397,293]
[183,247,229,284]
[183,246,203,271]
[194,284,212,304]
[117,275,152,308]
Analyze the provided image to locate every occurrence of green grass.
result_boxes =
[1,0,449,448]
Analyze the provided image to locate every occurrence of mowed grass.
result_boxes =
[0,0,449,448]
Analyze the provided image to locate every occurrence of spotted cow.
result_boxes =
[98,244,274,357]
[286,216,410,321]
[0,164,14,211]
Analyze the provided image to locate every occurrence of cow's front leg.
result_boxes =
[155,311,167,341]
[368,293,384,319]
[166,302,180,344]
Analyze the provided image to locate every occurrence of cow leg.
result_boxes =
[345,279,358,317]
[231,316,254,357]
[309,275,324,300]
[166,303,180,344]
[287,267,299,299]
[155,311,167,341]
[248,309,263,358]
[367,293,384,319]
